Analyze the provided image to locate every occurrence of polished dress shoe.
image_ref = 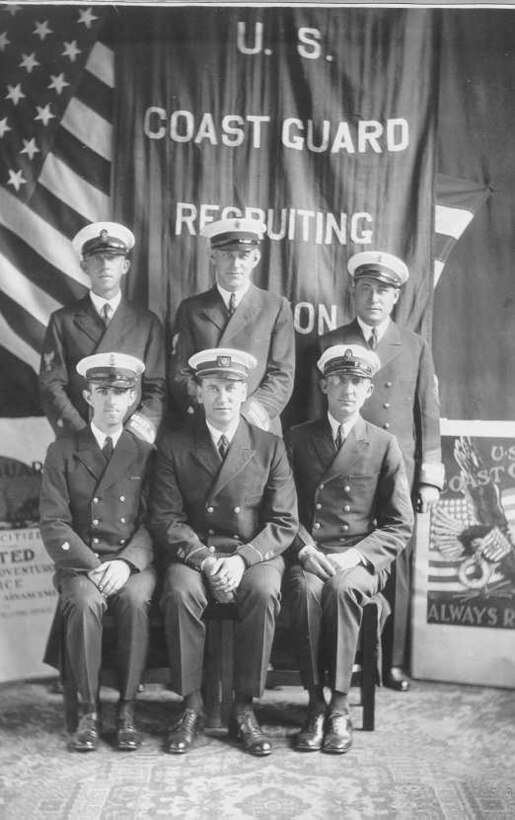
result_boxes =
[386,667,411,692]
[164,708,202,754]
[322,711,353,754]
[294,709,325,752]
[116,702,141,751]
[229,708,272,756]
[68,712,99,752]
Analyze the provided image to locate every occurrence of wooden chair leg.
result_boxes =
[360,603,378,731]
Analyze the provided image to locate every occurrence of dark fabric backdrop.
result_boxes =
[112,6,439,426]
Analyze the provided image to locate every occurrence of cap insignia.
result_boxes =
[343,349,353,360]
[217,355,231,367]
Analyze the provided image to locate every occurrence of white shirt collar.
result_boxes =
[327,412,358,443]
[206,417,240,447]
[216,282,250,310]
[357,315,390,344]
[89,289,122,319]
[90,421,124,450]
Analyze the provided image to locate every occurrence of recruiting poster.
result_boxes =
[0,417,56,682]
[412,420,515,688]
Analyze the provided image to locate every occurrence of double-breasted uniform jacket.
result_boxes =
[168,284,295,434]
[39,294,166,439]
[150,417,299,571]
[39,427,154,575]
[285,416,414,579]
[319,319,444,492]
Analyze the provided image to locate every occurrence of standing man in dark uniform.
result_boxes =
[151,348,298,756]
[39,222,166,445]
[39,353,156,752]
[168,218,295,435]
[285,344,413,753]
[318,252,444,690]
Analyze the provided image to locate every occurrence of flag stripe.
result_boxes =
[87,41,115,88]
[0,187,88,287]
[61,97,113,162]
[435,204,474,239]
[53,124,111,191]
[74,68,114,124]
[0,224,87,305]
[0,290,46,353]
[0,309,41,372]
[28,183,89,243]
[39,154,111,224]
[0,251,61,326]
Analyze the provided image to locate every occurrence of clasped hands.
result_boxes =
[301,547,361,582]
[88,559,131,597]
[203,554,246,603]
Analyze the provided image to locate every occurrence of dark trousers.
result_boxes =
[161,558,284,698]
[383,535,412,668]
[58,568,156,703]
[285,564,382,694]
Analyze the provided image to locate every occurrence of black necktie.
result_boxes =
[369,328,378,350]
[218,434,229,460]
[102,436,114,461]
[228,293,236,317]
[335,425,344,450]
[102,303,112,327]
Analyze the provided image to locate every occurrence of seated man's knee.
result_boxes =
[60,575,104,619]
[161,565,207,612]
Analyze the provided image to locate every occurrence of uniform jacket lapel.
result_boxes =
[73,295,105,347]
[190,421,224,479]
[95,297,137,353]
[319,416,370,482]
[96,430,141,491]
[74,427,107,482]
[197,287,228,336]
[376,320,402,369]
[219,284,261,344]
[208,419,255,498]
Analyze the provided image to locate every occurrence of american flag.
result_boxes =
[434,172,490,287]
[0,4,113,388]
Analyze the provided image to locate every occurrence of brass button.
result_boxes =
[319,483,325,490]
[94,552,99,558]
[92,519,99,526]
[344,485,351,493]
[208,529,215,536]
[93,538,99,544]
[342,524,349,531]
[120,517,126,524]
[120,495,125,502]
[207,506,214,513]
[120,540,126,546]
[93,497,99,504]
[344,505,351,512]
[383,402,390,409]
[61,542,70,551]
[57,419,64,428]
[383,423,390,430]
[385,381,392,388]
[233,506,241,514]
[209,546,216,553]
[315,503,322,510]
[313,522,321,530]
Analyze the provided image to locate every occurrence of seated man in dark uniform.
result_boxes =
[151,347,298,756]
[39,353,156,752]
[285,344,414,754]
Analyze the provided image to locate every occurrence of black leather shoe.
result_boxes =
[322,711,353,754]
[386,667,411,692]
[229,708,272,756]
[294,709,325,752]
[164,708,202,754]
[68,712,99,752]
[116,702,141,751]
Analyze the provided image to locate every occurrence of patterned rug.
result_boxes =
[1,678,514,819]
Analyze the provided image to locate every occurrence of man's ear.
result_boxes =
[122,258,130,275]
[250,249,261,269]
[195,382,204,405]
[392,288,400,305]
[82,388,93,407]
[365,382,374,401]
[319,377,329,396]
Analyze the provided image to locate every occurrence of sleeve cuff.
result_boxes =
[419,461,445,489]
